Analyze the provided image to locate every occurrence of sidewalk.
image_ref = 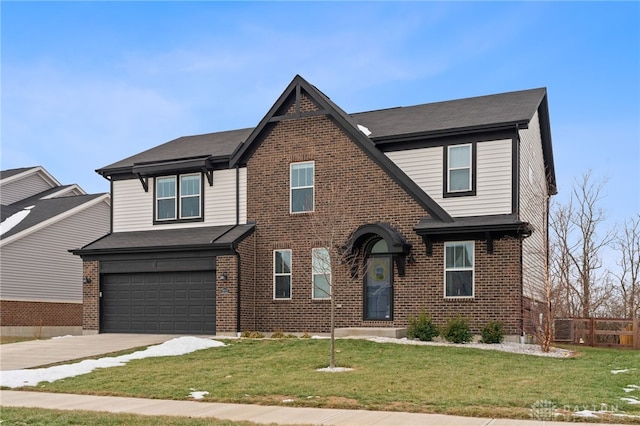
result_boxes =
[0,390,612,425]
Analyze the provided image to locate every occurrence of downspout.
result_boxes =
[515,125,525,339]
[235,165,241,334]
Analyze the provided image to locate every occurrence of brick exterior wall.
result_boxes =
[0,300,82,326]
[82,260,100,332]
[238,232,257,331]
[216,255,238,333]
[242,92,525,335]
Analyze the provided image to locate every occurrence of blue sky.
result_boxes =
[2,1,639,230]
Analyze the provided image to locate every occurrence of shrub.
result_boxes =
[481,320,505,344]
[407,309,439,341]
[442,316,473,343]
[270,330,286,338]
[240,331,264,338]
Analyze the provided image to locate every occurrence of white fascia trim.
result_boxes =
[0,193,110,247]
[40,184,87,199]
[0,166,61,188]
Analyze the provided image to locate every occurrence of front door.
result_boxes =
[364,255,393,320]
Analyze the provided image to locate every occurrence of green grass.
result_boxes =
[0,407,275,425]
[0,336,38,344]
[7,339,640,422]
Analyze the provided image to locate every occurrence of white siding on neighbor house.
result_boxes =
[519,111,549,300]
[386,139,512,217]
[0,199,110,303]
[0,172,55,205]
[112,168,247,232]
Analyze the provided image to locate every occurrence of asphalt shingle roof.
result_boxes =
[74,224,255,254]
[352,88,547,140]
[1,193,106,239]
[97,88,547,175]
[0,167,38,180]
[98,128,253,175]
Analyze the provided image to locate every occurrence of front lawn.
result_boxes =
[9,338,640,421]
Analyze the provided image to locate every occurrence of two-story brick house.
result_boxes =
[74,75,555,339]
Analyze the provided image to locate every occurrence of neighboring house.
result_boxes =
[0,166,110,337]
[74,75,556,340]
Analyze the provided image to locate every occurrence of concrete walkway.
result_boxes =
[0,333,182,370]
[0,334,622,425]
[0,390,615,425]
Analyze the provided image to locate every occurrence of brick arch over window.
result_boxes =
[343,222,412,277]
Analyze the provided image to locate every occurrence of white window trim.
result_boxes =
[443,241,475,299]
[273,249,292,300]
[290,161,314,214]
[179,173,202,219]
[155,173,202,221]
[312,247,331,300]
[447,144,472,193]
[156,176,177,221]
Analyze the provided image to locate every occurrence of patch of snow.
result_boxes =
[0,206,34,236]
[316,367,353,372]
[621,397,640,405]
[357,124,372,136]
[52,335,74,339]
[623,385,640,393]
[189,390,209,400]
[0,336,225,388]
[573,410,599,418]
[612,369,633,374]
[367,337,573,358]
[311,335,329,339]
[282,399,295,403]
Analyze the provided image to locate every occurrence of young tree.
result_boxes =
[612,215,640,319]
[308,183,357,369]
[550,172,614,318]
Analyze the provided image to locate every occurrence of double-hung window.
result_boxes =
[180,174,201,218]
[155,173,201,221]
[312,248,331,299]
[447,144,472,193]
[444,241,474,298]
[290,161,314,213]
[274,250,292,299]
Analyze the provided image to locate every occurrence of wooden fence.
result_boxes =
[554,317,639,349]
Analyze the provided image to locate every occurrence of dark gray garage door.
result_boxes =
[101,271,216,334]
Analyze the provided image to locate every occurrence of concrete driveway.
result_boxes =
[0,334,189,370]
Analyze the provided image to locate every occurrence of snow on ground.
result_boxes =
[365,336,573,357]
[0,336,225,388]
[189,389,209,399]
[316,366,353,372]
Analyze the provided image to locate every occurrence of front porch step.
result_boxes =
[334,327,407,338]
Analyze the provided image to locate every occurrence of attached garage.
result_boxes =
[101,271,216,334]
[72,224,255,335]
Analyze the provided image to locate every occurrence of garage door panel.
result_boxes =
[101,271,216,334]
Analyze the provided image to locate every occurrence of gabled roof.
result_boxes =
[72,223,255,255]
[94,75,555,200]
[0,167,37,180]
[0,193,108,242]
[230,75,454,222]
[0,166,61,187]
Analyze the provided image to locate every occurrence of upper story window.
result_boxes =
[312,248,331,299]
[444,241,474,298]
[155,173,202,222]
[290,161,314,213]
[274,249,292,299]
[446,144,473,195]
